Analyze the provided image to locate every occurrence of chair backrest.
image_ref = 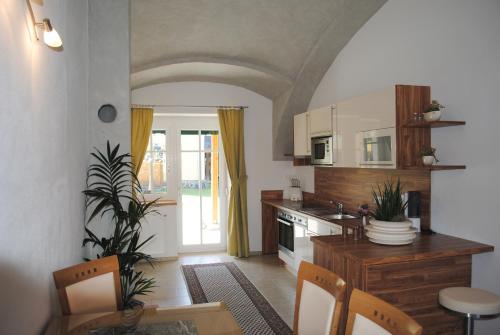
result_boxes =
[345,289,422,335]
[53,255,122,315]
[293,261,346,335]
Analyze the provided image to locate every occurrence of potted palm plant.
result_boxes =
[83,141,158,309]
[371,178,408,223]
[423,100,444,121]
[366,178,416,245]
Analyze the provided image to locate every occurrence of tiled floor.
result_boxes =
[136,252,297,326]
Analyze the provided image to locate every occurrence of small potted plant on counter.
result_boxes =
[420,146,439,166]
[365,178,416,245]
[424,99,444,121]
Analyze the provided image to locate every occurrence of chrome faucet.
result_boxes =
[336,202,343,215]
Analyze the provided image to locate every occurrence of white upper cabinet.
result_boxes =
[336,100,358,167]
[336,87,396,167]
[294,112,310,156]
[309,106,333,137]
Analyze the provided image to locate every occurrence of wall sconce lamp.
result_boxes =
[26,0,63,48]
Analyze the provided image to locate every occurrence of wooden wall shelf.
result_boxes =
[403,120,466,128]
[403,165,466,171]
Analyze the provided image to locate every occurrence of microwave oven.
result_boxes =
[358,127,396,167]
[311,136,334,166]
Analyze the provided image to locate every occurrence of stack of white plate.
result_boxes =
[365,219,417,245]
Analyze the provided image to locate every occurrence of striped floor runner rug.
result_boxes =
[181,262,292,335]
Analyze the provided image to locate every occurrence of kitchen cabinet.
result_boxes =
[261,202,278,254]
[141,204,178,258]
[309,106,333,137]
[293,112,310,156]
[336,87,396,168]
[261,190,283,254]
[336,101,359,167]
[293,106,336,158]
[306,85,463,170]
[312,234,493,335]
[308,217,342,236]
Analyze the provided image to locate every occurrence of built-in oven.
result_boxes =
[311,135,334,166]
[277,210,294,257]
[357,127,396,167]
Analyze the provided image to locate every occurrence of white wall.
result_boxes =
[0,0,88,333]
[85,0,131,257]
[88,0,131,152]
[309,1,500,333]
[294,166,315,193]
[132,82,296,252]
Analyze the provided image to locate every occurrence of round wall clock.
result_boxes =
[97,104,117,123]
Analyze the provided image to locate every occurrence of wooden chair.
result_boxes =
[53,255,122,315]
[345,289,422,335]
[293,261,346,335]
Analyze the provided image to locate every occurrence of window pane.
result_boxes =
[200,131,219,152]
[181,151,200,245]
[138,151,152,192]
[201,151,220,244]
[151,151,167,193]
[139,130,168,194]
[181,130,199,151]
[152,130,166,151]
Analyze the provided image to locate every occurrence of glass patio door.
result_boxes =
[179,130,224,251]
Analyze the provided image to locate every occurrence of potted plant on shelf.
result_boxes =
[366,178,416,245]
[83,141,158,310]
[420,146,439,166]
[423,99,444,121]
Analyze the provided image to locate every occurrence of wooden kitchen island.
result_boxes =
[312,233,493,335]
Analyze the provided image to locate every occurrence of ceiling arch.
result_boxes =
[132,56,294,84]
[131,58,293,99]
[131,0,387,159]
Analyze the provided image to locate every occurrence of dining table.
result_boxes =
[44,302,243,335]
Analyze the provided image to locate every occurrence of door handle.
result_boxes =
[277,218,293,226]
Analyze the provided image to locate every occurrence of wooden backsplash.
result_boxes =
[314,167,431,230]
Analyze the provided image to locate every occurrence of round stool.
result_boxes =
[439,287,500,335]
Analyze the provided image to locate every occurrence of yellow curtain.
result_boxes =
[131,107,154,174]
[218,108,249,258]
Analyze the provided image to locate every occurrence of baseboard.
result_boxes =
[249,250,263,256]
[138,256,179,263]
[153,256,179,262]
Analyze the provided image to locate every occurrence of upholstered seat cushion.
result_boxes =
[352,314,391,335]
[298,279,336,335]
[439,287,500,316]
[66,272,118,314]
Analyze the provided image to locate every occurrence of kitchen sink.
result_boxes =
[322,213,358,220]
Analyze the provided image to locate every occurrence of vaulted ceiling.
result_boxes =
[131,0,386,159]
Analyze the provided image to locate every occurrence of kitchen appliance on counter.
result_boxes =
[357,127,396,168]
[288,176,302,201]
[407,191,421,232]
[311,135,335,166]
